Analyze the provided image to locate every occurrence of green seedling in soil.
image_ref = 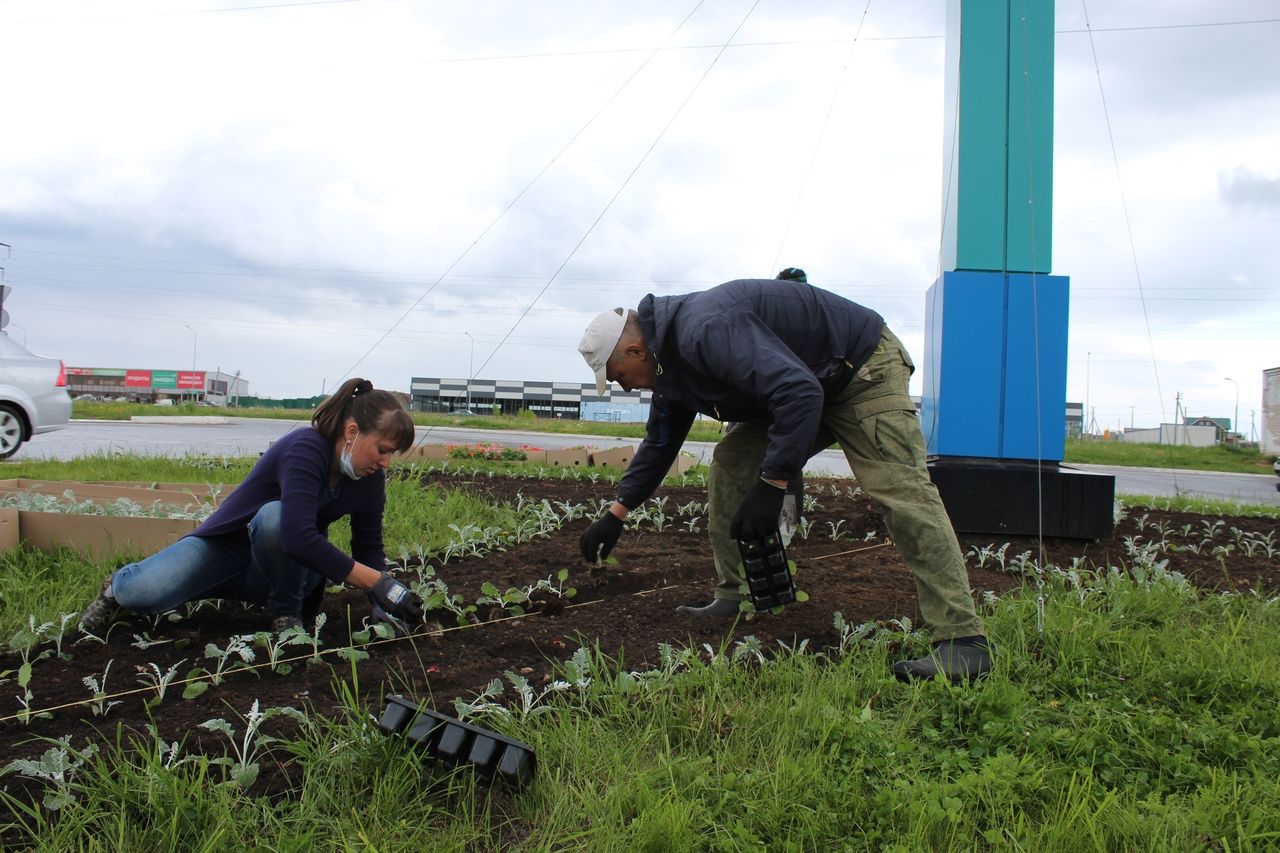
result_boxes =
[253,626,310,674]
[524,568,577,604]
[9,616,54,689]
[199,699,307,789]
[130,632,174,650]
[13,688,52,725]
[203,634,257,685]
[181,668,211,700]
[1,737,98,811]
[411,576,477,626]
[475,582,530,615]
[349,616,395,645]
[305,612,328,665]
[43,613,78,660]
[136,659,186,709]
[81,660,122,718]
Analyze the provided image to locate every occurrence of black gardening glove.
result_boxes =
[370,573,424,623]
[730,479,787,540]
[580,512,624,563]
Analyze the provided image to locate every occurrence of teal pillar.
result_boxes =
[940,0,1055,274]
[922,0,1114,537]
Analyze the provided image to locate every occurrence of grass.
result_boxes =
[2,455,1279,847]
[70,400,729,444]
[5,570,1279,850]
[1118,493,1280,519]
[1065,437,1275,475]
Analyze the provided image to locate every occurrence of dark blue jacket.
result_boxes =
[191,427,387,582]
[616,278,883,508]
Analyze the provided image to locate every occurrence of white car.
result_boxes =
[1274,457,1280,492]
[0,333,72,459]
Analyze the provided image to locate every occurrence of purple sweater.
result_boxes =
[191,427,387,582]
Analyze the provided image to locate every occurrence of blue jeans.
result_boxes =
[111,501,326,617]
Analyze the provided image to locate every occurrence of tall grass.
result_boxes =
[1065,438,1275,475]
[7,571,1279,850]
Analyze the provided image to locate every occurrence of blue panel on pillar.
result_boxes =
[1001,273,1069,461]
[921,270,1004,457]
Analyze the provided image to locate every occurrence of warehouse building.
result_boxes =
[409,377,652,421]
[1264,366,1280,454]
[66,367,250,405]
[410,376,1083,439]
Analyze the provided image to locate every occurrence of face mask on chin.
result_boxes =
[340,435,362,479]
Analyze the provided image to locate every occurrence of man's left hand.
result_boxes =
[730,479,787,540]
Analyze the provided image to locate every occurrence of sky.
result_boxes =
[1,0,1277,437]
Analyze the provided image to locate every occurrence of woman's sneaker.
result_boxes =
[271,614,305,634]
[78,577,120,634]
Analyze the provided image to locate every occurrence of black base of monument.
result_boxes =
[927,458,1115,540]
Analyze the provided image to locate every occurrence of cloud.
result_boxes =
[1219,167,1280,211]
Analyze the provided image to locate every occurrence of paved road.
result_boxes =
[14,418,1280,506]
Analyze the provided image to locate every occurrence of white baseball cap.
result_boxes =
[578,308,627,395]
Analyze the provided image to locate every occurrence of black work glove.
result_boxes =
[580,512,624,563]
[730,479,787,540]
[370,573,424,623]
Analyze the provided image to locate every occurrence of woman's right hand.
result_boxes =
[371,573,424,622]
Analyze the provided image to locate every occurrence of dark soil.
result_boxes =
[2,471,1277,829]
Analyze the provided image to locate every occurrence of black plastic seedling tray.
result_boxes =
[737,530,796,609]
[379,695,537,789]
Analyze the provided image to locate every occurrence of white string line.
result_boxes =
[1080,0,1180,495]
[466,0,767,387]
[1014,1,1048,633]
[768,0,874,275]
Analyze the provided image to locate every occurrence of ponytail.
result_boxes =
[312,378,414,452]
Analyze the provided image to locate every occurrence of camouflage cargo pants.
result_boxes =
[706,327,984,640]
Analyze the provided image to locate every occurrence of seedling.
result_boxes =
[199,699,306,788]
[476,582,530,616]
[131,632,175,650]
[14,688,52,725]
[136,659,187,707]
[82,660,123,717]
[44,613,79,660]
[9,616,54,689]
[253,626,310,674]
[1,737,98,811]
[203,634,257,685]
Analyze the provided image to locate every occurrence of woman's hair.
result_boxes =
[311,378,415,452]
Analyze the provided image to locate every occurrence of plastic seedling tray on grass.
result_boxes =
[737,529,796,609]
[379,695,537,789]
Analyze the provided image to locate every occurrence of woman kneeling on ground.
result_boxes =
[78,378,424,636]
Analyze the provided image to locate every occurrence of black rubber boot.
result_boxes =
[674,599,742,619]
[892,636,992,684]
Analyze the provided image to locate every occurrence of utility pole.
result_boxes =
[1129,406,1134,429]
[183,324,198,402]
[464,332,474,412]
[1085,352,1090,435]
[1224,377,1239,446]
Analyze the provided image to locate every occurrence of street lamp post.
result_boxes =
[184,325,198,402]
[1224,377,1239,446]
[464,332,474,413]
